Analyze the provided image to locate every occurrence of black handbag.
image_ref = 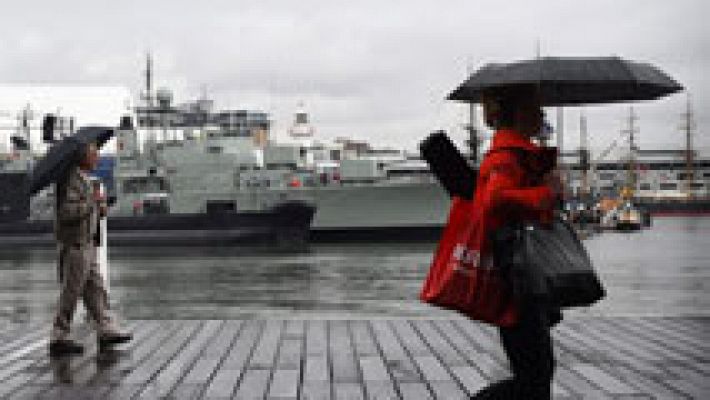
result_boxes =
[494,216,606,309]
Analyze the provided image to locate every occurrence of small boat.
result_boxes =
[600,201,643,231]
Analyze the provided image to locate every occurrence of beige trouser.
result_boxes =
[52,242,110,340]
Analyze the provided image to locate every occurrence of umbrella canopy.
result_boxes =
[448,56,683,106]
[29,126,115,196]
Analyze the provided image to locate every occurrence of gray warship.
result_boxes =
[118,87,452,242]
[0,105,315,247]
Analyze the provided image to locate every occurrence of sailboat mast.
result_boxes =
[683,95,695,197]
[625,106,638,194]
[579,111,589,198]
[468,102,478,164]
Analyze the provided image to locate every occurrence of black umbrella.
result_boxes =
[29,126,115,196]
[448,56,683,106]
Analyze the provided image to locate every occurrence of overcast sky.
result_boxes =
[0,0,707,158]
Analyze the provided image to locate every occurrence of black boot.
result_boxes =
[98,331,133,347]
[49,340,84,356]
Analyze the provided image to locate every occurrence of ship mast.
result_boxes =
[144,52,153,107]
[622,106,639,198]
[579,111,590,199]
[681,94,695,197]
[466,101,479,165]
[464,63,479,165]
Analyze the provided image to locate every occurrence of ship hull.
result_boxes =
[0,201,315,247]
[637,198,710,216]
[305,182,451,242]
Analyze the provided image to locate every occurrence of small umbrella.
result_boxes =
[29,126,115,195]
[448,56,683,106]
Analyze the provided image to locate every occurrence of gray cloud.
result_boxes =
[0,0,707,153]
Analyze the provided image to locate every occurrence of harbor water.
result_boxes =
[0,216,708,323]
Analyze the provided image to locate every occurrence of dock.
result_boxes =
[0,317,706,399]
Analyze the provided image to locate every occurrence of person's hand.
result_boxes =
[93,186,108,217]
[98,202,108,218]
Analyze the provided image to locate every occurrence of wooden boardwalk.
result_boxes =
[0,317,706,399]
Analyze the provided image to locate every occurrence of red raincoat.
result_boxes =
[420,128,556,326]
[477,128,556,234]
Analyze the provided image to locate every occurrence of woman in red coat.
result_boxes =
[471,86,562,399]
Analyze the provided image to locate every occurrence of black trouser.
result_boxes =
[473,302,556,399]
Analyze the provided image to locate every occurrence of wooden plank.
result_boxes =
[333,382,364,400]
[1,325,94,398]
[0,328,45,364]
[36,384,111,400]
[362,381,398,399]
[664,364,710,392]
[233,369,271,400]
[305,320,328,356]
[452,319,509,372]
[664,376,709,399]
[59,321,157,389]
[449,365,487,396]
[268,334,302,399]
[135,320,223,398]
[411,356,451,382]
[359,356,398,399]
[389,320,430,357]
[397,382,433,400]
[203,320,243,355]
[358,356,389,383]
[120,321,201,384]
[369,320,421,383]
[277,338,303,370]
[304,355,329,382]
[352,322,398,399]
[169,384,205,399]
[92,321,177,385]
[303,321,331,398]
[430,320,502,380]
[572,363,640,395]
[580,319,686,377]
[218,320,263,370]
[300,382,332,400]
[556,321,659,376]
[203,321,262,399]
[268,369,299,399]
[594,318,693,362]
[2,317,710,399]
[554,366,614,399]
[602,363,689,399]
[349,321,379,357]
[428,380,467,399]
[107,321,201,399]
[0,337,48,368]
[390,320,466,399]
[329,320,359,383]
[620,319,708,362]
[180,321,239,385]
[249,320,284,369]
[284,320,305,338]
[652,317,709,341]
[410,320,466,366]
[553,324,638,398]
[635,318,709,352]
[628,318,710,359]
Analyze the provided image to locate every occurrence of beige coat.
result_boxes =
[55,166,97,245]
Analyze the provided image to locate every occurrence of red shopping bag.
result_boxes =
[420,197,518,327]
